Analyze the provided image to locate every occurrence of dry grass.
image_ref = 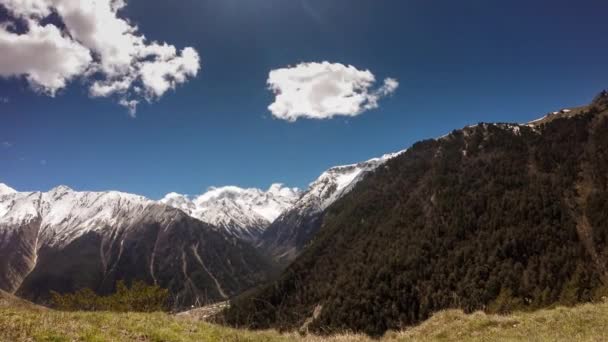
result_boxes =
[1,298,607,341]
[391,301,608,341]
[0,290,46,311]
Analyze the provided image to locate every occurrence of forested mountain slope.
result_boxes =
[258,152,402,265]
[224,91,608,335]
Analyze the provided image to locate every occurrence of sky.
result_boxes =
[1,0,608,199]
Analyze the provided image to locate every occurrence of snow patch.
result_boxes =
[285,149,406,217]
[0,185,156,247]
[0,183,17,196]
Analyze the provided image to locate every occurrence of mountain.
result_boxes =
[258,151,403,264]
[0,185,275,307]
[0,184,16,196]
[160,184,300,241]
[224,91,608,335]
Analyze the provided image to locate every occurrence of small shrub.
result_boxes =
[50,281,169,312]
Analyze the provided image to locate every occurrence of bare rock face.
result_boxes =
[0,186,274,308]
[0,219,41,293]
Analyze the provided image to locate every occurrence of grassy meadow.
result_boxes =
[1,295,607,342]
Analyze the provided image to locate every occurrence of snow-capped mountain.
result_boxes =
[0,183,16,196]
[0,184,274,306]
[160,184,300,241]
[259,150,404,264]
[294,151,403,215]
[0,185,153,247]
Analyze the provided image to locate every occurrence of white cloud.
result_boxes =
[118,99,139,117]
[0,0,201,115]
[138,46,200,98]
[0,97,8,103]
[267,62,398,121]
[379,78,399,96]
[2,141,12,148]
[0,20,92,95]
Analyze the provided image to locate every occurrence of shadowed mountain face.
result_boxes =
[258,152,402,265]
[225,92,608,335]
[0,188,274,308]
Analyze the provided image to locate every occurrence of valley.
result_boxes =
[2,91,608,339]
[2,1,605,340]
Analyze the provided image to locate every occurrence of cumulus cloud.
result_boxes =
[0,0,201,115]
[0,20,92,95]
[267,62,398,121]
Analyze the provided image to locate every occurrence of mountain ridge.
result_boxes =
[160,184,300,241]
[0,185,275,308]
[224,91,608,335]
[257,150,405,264]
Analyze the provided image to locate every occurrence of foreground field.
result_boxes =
[1,298,607,341]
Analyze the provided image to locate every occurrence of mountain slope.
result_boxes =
[225,91,608,335]
[258,152,402,264]
[161,184,300,241]
[0,186,274,307]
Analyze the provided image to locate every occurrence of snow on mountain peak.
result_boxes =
[259,149,407,263]
[290,150,405,214]
[0,183,17,196]
[49,185,73,193]
[47,185,74,200]
[268,183,299,198]
[160,184,301,240]
[0,185,157,247]
[1,148,402,246]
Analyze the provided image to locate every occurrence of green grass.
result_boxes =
[0,308,293,342]
[1,300,607,341]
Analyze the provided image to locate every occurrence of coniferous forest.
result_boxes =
[224,92,608,336]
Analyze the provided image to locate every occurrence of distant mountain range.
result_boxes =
[160,184,300,242]
[0,137,401,307]
[0,185,273,307]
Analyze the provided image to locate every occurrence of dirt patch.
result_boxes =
[175,301,229,321]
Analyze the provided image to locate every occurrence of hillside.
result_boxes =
[1,295,607,341]
[224,91,608,335]
[0,289,45,311]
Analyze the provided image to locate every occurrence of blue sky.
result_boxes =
[1,0,608,199]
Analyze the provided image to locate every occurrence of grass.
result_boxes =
[0,308,289,342]
[392,301,608,342]
[1,299,607,341]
